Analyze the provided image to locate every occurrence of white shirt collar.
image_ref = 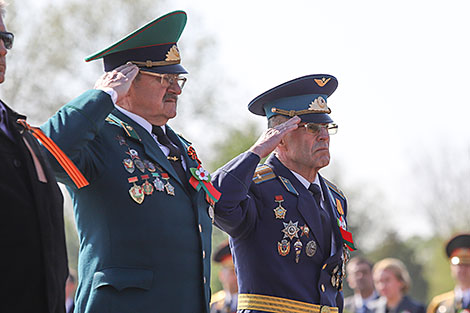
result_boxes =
[455,286,470,302]
[290,170,324,201]
[114,105,166,135]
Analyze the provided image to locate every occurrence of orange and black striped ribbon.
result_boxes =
[17,119,89,189]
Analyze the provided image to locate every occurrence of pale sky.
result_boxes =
[174,0,470,238]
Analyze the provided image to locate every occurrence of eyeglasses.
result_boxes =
[0,31,14,50]
[140,71,187,89]
[301,123,338,135]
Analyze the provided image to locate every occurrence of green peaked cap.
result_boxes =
[85,10,188,74]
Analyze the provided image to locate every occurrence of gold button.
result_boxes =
[198,224,202,233]
[203,277,207,284]
[202,250,206,259]
[321,284,325,292]
[322,264,327,270]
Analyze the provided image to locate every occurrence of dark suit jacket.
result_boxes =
[369,296,425,313]
[0,101,68,313]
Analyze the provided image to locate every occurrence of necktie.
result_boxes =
[308,183,332,255]
[152,125,187,186]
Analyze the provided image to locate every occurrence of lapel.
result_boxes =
[111,110,186,189]
[319,174,343,254]
[266,155,327,255]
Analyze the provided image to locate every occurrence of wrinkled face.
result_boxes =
[0,16,8,84]
[281,124,330,172]
[373,269,404,300]
[451,264,470,287]
[126,72,182,125]
[347,262,374,292]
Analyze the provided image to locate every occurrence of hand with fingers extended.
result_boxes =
[249,116,300,159]
[93,63,139,102]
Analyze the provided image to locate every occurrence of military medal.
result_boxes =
[273,195,287,219]
[208,205,215,223]
[141,175,154,195]
[300,225,310,237]
[278,239,290,256]
[161,173,175,196]
[123,158,135,173]
[134,158,146,173]
[281,220,300,241]
[152,173,165,192]
[294,239,303,263]
[127,148,139,159]
[306,240,317,257]
[144,160,156,172]
[128,177,144,204]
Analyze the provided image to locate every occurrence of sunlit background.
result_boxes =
[2,0,469,304]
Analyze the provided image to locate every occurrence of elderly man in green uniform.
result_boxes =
[40,10,219,313]
[427,234,470,313]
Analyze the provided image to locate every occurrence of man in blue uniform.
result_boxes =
[212,74,355,313]
[40,10,219,313]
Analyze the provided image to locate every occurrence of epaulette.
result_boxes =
[210,290,226,305]
[323,177,345,200]
[177,133,192,146]
[253,164,276,184]
[105,113,141,142]
[427,291,454,313]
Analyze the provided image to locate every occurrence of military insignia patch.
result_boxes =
[278,239,290,256]
[278,176,299,196]
[306,240,317,257]
[336,198,344,215]
[314,77,331,87]
[253,165,276,184]
[123,158,135,173]
[273,195,287,219]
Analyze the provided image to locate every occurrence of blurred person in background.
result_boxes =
[344,256,379,313]
[370,258,425,313]
[427,234,470,313]
[0,1,68,312]
[65,269,77,313]
[210,240,238,313]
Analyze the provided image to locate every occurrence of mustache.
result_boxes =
[163,93,178,102]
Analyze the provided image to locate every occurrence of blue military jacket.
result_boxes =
[41,90,213,313]
[212,151,349,312]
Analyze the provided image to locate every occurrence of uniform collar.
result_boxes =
[290,170,324,201]
[114,104,168,135]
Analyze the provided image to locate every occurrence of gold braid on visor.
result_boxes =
[271,107,331,117]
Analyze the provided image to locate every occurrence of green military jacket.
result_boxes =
[41,90,213,313]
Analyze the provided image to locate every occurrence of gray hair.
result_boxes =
[267,115,289,129]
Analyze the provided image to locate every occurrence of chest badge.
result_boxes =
[273,195,287,219]
[277,239,290,256]
[128,176,144,204]
[306,240,317,257]
[281,220,300,241]
[123,158,135,173]
[152,173,165,192]
[161,172,175,196]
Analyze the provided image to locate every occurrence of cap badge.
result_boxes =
[165,45,181,62]
[314,77,331,87]
[308,97,328,112]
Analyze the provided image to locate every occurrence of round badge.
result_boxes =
[306,240,317,257]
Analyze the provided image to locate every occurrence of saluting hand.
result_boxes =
[93,63,139,102]
[249,116,300,159]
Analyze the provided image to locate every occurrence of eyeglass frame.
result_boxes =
[139,70,187,89]
[0,31,14,50]
[299,122,338,135]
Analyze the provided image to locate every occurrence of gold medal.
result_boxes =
[273,195,287,219]
[128,177,144,204]
[141,174,154,195]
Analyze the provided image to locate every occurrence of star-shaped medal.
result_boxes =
[282,220,300,241]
